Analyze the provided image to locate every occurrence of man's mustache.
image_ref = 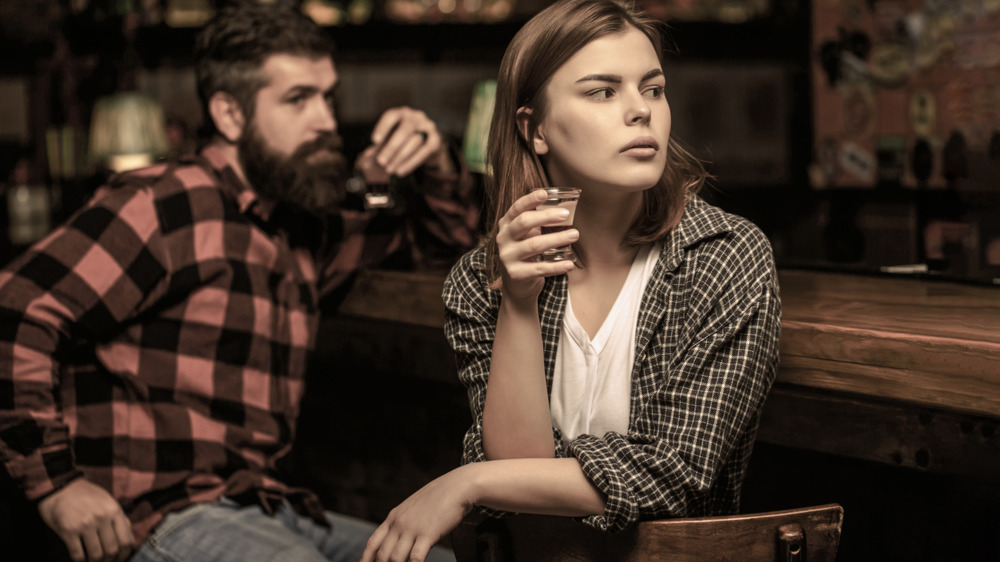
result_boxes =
[294,132,346,164]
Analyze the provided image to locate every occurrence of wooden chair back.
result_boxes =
[451,504,844,562]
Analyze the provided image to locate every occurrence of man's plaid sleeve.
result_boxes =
[0,183,167,500]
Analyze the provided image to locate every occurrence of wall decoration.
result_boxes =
[811,0,1000,190]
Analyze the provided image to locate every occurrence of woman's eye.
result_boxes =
[588,88,615,100]
[644,86,664,98]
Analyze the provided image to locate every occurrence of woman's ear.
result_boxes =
[516,106,549,155]
[208,92,246,143]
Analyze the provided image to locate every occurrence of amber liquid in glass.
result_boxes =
[537,189,579,262]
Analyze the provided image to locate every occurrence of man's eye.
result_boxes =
[286,95,306,106]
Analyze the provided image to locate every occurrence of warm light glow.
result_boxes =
[462,79,496,174]
[89,92,169,172]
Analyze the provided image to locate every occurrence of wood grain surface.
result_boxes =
[335,268,1000,418]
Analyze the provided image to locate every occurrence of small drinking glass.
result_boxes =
[347,147,396,210]
[537,187,581,262]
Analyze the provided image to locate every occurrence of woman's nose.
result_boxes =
[626,95,652,124]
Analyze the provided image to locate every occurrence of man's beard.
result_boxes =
[238,123,348,215]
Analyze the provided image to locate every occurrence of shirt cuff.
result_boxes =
[8,446,85,503]
[568,434,638,533]
[415,142,469,200]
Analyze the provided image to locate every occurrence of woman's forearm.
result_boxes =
[482,296,555,459]
[358,456,606,562]
[464,457,607,516]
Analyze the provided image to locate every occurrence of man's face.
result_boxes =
[238,53,347,213]
[252,53,339,158]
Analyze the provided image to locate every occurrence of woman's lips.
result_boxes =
[621,136,659,158]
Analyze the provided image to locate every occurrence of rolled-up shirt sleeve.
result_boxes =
[317,145,480,297]
[570,272,780,532]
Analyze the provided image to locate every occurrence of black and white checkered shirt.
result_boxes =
[443,195,781,532]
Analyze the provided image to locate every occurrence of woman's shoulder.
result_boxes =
[682,196,772,258]
[681,194,763,237]
[447,245,488,279]
[443,245,495,303]
[670,196,776,289]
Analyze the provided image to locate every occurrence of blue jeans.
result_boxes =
[130,498,455,562]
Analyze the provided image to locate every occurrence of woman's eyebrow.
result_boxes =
[576,69,664,84]
[642,69,664,81]
[576,73,621,84]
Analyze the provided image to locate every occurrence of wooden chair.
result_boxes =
[451,504,843,562]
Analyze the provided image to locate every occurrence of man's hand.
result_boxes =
[357,106,454,178]
[37,478,135,562]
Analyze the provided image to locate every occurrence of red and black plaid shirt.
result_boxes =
[0,145,478,542]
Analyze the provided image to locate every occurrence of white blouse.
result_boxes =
[550,243,660,441]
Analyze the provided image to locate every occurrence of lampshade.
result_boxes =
[89,92,169,173]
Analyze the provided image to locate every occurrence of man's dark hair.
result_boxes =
[194,1,335,140]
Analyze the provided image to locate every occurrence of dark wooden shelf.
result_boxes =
[126,9,810,67]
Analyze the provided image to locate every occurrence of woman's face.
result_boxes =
[532,27,670,194]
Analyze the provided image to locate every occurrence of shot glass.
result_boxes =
[537,187,581,262]
[347,147,396,210]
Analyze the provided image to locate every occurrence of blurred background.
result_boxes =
[0,2,998,561]
[1,0,998,283]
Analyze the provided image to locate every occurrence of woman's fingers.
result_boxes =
[498,189,546,230]
[360,524,389,562]
[498,191,572,238]
[497,190,577,264]
[361,521,429,562]
[374,530,400,562]
[509,207,570,241]
[500,226,578,266]
[407,536,436,562]
[505,254,577,280]
[388,534,417,562]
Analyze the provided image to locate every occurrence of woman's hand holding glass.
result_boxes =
[496,189,579,302]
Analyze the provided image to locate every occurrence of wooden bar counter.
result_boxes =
[326,267,1000,476]
[776,269,999,419]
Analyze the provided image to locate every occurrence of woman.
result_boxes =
[361,1,780,560]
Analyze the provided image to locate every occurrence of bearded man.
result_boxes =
[0,3,477,561]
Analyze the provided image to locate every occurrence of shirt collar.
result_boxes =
[200,144,272,219]
[672,194,734,248]
[658,194,735,270]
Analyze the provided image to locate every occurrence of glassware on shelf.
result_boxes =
[385,0,516,23]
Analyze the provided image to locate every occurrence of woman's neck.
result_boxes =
[572,189,644,267]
